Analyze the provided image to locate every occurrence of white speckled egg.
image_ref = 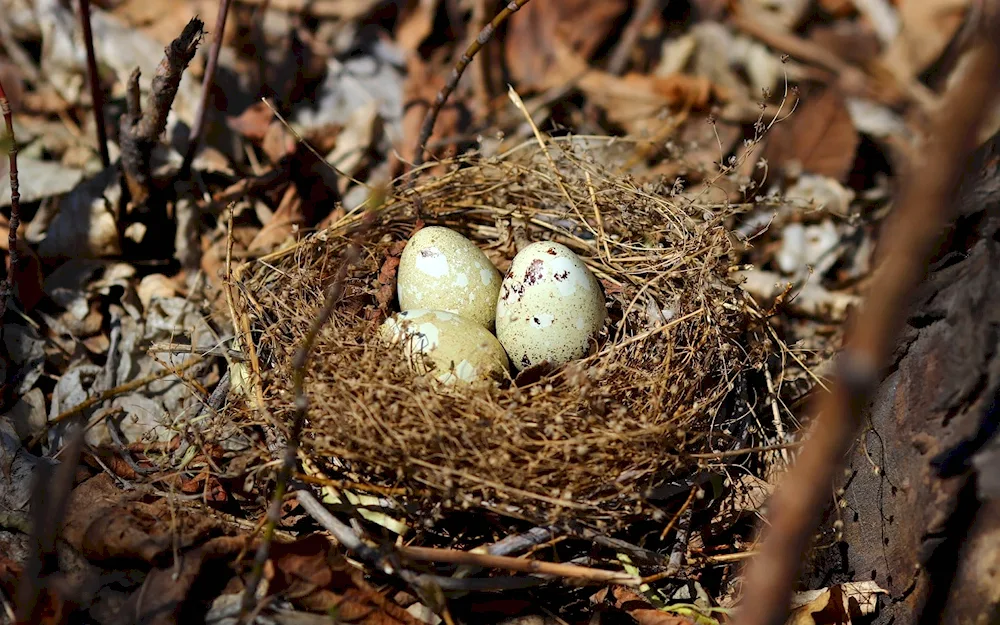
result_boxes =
[379,309,510,384]
[397,226,502,330]
[496,242,607,371]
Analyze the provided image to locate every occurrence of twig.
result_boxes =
[28,355,205,450]
[239,197,383,619]
[606,0,664,76]
[0,76,20,320]
[119,18,204,204]
[181,0,232,176]
[409,0,532,177]
[397,545,642,586]
[733,39,1000,625]
[296,490,544,597]
[78,0,110,168]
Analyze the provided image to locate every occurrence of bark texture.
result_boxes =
[805,131,1000,625]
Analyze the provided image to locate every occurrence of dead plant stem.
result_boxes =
[181,0,232,176]
[0,76,19,319]
[78,0,110,168]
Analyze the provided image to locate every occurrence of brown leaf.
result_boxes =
[268,535,422,624]
[880,0,968,84]
[227,101,275,142]
[762,88,860,182]
[248,185,303,254]
[394,56,466,178]
[395,0,441,52]
[118,535,249,625]
[592,587,695,625]
[505,0,629,91]
[62,474,222,563]
[787,582,887,625]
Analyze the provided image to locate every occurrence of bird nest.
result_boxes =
[227,137,782,531]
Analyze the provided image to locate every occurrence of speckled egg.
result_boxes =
[379,309,510,384]
[496,242,607,371]
[397,226,502,330]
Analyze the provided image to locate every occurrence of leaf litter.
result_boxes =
[0,0,991,623]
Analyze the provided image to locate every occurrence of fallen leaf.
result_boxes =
[137,273,179,310]
[36,167,122,259]
[268,534,423,624]
[591,587,695,625]
[735,268,860,321]
[395,55,466,176]
[395,0,441,52]
[8,240,44,311]
[61,473,224,564]
[117,535,250,625]
[879,0,968,85]
[227,100,276,142]
[787,582,887,625]
[504,0,629,91]
[762,88,860,182]
[248,184,303,254]
[0,157,85,208]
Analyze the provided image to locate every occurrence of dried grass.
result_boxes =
[228,136,780,529]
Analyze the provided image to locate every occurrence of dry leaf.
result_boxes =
[787,582,887,625]
[227,101,276,142]
[592,587,694,625]
[248,184,303,254]
[762,88,860,182]
[395,0,441,52]
[879,0,968,84]
[395,55,465,176]
[268,534,423,624]
[504,0,629,91]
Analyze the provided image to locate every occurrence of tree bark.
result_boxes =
[804,131,1000,625]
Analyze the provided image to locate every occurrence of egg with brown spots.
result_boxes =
[397,226,502,330]
[496,242,607,371]
[379,309,510,385]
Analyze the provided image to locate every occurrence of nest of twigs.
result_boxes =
[229,137,782,530]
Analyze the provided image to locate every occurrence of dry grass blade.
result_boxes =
[732,39,1000,625]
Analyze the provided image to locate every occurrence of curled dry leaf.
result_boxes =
[396,55,465,176]
[268,534,423,623]
[762,88,860,182]
[591,587,695,625]
[504,0,629,91]
[787,582,887,625]
[879,0,969,86]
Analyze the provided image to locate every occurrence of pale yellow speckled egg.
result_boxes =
[397,226,502,330]
[379,309,510,384]
[496,242,607,371]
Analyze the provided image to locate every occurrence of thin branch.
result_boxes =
[733,39,1000,625]
[0,77,19,320]
[606,0,664,76]
[78,0,110,168]
[119,18,204,203]
[397,545,642,586]
[239,198,384,619]
[409,0,532,177]
[181,0,233,177]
